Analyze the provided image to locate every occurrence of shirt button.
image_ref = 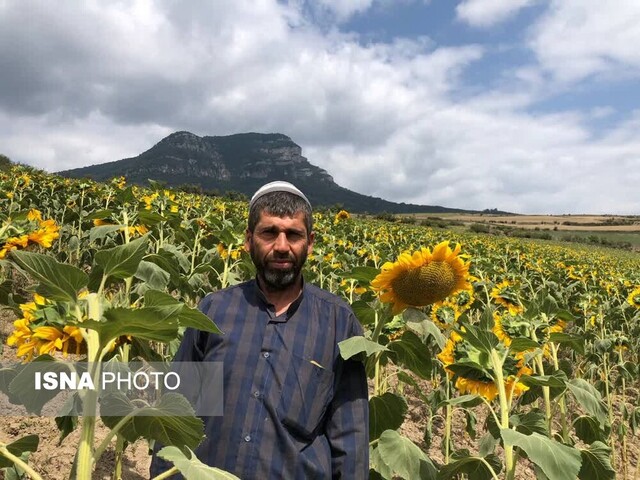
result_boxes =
[253,391,261,398]
[244,435,251,442]
[262,352,270,358]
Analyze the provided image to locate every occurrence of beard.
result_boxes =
[250,244,308,291]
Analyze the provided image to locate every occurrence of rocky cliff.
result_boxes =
[58,131,470,213]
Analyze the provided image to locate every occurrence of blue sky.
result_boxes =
[0,0,639,214]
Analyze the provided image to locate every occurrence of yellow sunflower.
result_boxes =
[372,241,471,314]
[438,328,531,402]
[430,300,460,330]
[627,287,640,308]
[334,210,351,224]
[490,280,523,315]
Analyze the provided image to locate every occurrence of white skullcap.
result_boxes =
[249,181,312,211]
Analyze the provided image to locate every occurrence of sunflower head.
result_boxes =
[491,280,523,315]
[372,241,471,314]
[627,286,640,308]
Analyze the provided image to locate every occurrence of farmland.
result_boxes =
[1,165,639,479]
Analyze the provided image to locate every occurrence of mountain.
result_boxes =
[58,131,474,214]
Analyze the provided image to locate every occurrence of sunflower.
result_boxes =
[453,286,475,312]
[438,328,531,402]
[334,210,351,224]
[627,287,640,308]
[490,280,523,315]
[430,300,460,329]
[372,241,471,314]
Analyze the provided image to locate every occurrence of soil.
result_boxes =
[2,309,639,479]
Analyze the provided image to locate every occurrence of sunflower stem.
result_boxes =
[444,379,452,464]
[490,348,515,479]
[75,294,103,480]
[550,343,569,442]
[0,444,44,480]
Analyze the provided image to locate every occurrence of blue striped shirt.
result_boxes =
[150,279,369,479]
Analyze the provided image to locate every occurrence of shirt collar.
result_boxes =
[252,277,306,322]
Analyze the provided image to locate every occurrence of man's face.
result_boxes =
[245,211,314,291]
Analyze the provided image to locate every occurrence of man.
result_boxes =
[151,181,369,479]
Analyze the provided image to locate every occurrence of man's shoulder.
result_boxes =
[304,283,353,313]
[199,280,254,309]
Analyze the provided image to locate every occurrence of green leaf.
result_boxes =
[83,307,180,346]
[405,318,446,350]
[377,430,437,480]
[520,371,568,388]
[458,323,499,354]
[157,446,241,479]
[8,251,88,302]
[143,290,220,334]
[549,333,585,355]
[386,331,432,379]
[370,446,393,479]
[0,435,39,469]
[436,394,483,409]
[94,235,149,279]
[349,300,377,326]
[134,260,170,291]
[137,210,168,225]
[85,209,114,220]
[508,337,541,353]
[437,453,502,480]
[573,416,607,444]
[510,410,548,436]
[144,253,181,282]
[8,356,74,414]
[567,378,608,425]
[338,336,387,360]
[578,442,615,480]
[55,393,82,443]
[342,266,380,284]
[369,393,408,441]
[101,392,204,450]
[500,430,581,480]
[89,225,124,243]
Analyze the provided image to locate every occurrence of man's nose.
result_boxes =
[274,232,289,252]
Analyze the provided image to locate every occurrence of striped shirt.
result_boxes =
[150,279,369,479]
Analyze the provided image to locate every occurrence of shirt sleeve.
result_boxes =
[326,312,370,480]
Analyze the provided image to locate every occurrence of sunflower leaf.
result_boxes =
[94,234,149,279]
[385,331,432,379]
[7,251,88,303]
[437,452,502,480]
[567,379,608,426]
[458,322,499,354]
[376,430,437,480]
[500,430,581,480]
[0,435,39,469]
[369,393,408,441]
[339,336,387,360]
[157,446,240,479]
[578,442,615,480]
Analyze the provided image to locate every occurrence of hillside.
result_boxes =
[58,131,478,214]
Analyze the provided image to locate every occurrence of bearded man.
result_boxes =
[151,181,369,479]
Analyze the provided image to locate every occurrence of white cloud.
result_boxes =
[528,0,640,83]
[0,0,638,214]
[456,0,537,28]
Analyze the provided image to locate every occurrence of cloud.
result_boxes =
[528,0,640,83]
[0,0,638,214]
[456,0,537,28]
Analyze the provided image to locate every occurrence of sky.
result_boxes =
[1,0,639,214]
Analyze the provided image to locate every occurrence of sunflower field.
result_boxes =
[0,165,639,479]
